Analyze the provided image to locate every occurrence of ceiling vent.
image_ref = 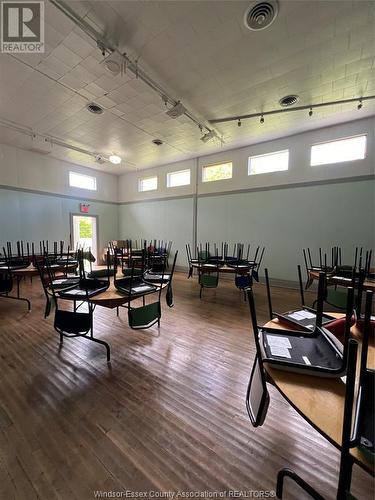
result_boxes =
[166,102,186,119]
[95,155,105,164]
[279,95,300,107]
[87,103,104,114]
[152,139,163,146]
[244,1,279,31]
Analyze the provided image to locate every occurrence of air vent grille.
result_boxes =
[279,95,300,107]
[244,1,279,31]
[87,103,103,114]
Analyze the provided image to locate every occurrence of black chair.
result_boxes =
[276,292,374,499]
[0,246,31,310]
[351,290,374,459]
[46,255,111,362]
[57,250,110,300]
[264,266,336,332]
[245,288,270,427]
[276,337,362,499]
[248,272,353,377]
[186,243,199,278]
[144,251,178,308]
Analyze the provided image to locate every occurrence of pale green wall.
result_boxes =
[0,187,119,259]
[197,179,375,281]
[118,197,194,267]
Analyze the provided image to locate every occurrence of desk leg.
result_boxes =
[2,276,31,311]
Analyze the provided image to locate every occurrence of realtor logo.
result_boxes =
[1,1,44,53]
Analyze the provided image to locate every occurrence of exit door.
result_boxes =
[71,214,98,262]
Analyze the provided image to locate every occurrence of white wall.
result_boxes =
[118,117,374,201]
[0,118,373,280]
[116,117,375,281]
[118,158,197,203]
[118,197,194,267]
[0,143,117,202]
[0,144,119,258]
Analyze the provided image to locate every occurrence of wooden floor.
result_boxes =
[0,272,373,500]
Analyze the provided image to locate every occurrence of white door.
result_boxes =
[71,215,98,261]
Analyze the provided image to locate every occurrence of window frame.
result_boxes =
[167,168,191,188]
[310,134,367,167]
[202,161,233,183]
[248,149,289,176]
[69,171,97,191]
[138,175,158,192]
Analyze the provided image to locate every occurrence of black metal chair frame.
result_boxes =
[276,292,374,498]
[46,254,111,362]
[245,288,270,427]
[0,245,31,311]
[125,261,165,330]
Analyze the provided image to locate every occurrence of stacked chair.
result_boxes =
[185,241,265,298]
[246,268,374,499]
[37,250,112,361]
[114,250,178,328]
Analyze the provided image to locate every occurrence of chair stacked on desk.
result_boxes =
[185,241,265,299]
[37,250,112,361]
[246,267,374,499]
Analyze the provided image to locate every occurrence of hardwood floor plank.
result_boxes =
[0,273,373,500]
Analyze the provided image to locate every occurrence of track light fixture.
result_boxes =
[238,119,241,127]
[208,95,375,126]
[260,114,264,124]
[200,130,217,143]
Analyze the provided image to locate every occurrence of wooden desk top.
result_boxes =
[192,263,251,274]
[88,276,167,309]
[263,314,374,474]
[308,270,375,291]
[5,263,77,277]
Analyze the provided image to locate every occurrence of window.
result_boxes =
[202,161,232,182]
[310,135,367,166]
[139,176,158,192]
[69,171,97,191]
[167,169,191,188]
[248,150,289,175]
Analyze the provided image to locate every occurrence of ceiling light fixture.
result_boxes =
[260,114,264,124]
[238,119,241,127]
[309,107,313,117]
[166,102,187,119]
[109,154,121,164]
[358,98,363,110]
[201,130,217,143]
[208,95,374,126]
[101,51,124,76]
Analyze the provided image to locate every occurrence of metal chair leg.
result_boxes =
[276,468,325,500]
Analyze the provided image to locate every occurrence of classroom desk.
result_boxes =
[9,262,78,277]
[307,270,375,291]
[263,314,374,475]
[0,262,78,311]
[89,278,168,309]
[191,262,252,274]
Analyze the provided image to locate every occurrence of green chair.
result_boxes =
[127,262,164,330]
[199,263,219,299]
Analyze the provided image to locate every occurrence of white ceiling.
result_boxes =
[0,0,374,174]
